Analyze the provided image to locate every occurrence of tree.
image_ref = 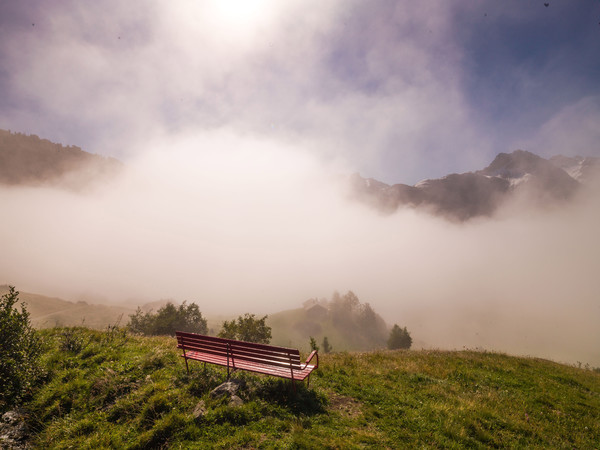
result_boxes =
[387,324,412,350]
[128,301,207,336]
[218,313,271,344]
[321,336,332,353]
[309,336,319,352]
[0,286,43,410]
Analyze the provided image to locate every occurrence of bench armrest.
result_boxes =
[303,350,318,370]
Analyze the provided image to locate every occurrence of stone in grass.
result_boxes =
[192,400,207,421]
[229,395,244,407]
[0,409,29,448]
[209,379,245,399]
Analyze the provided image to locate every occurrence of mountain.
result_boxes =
[0,129,122,189]
[351,150,599,221]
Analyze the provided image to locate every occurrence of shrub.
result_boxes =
[59,327,88,354]
[218,313,271,344]
[128,301,207,336]
[387,324,412,350]
[321,336,332,353]
[0,286,43,410]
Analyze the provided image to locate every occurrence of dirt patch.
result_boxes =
[326,391,363,418]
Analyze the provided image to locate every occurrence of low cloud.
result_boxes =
[1,129,599,366]
[515,95,600,159]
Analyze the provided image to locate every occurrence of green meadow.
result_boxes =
[16,327,600,448]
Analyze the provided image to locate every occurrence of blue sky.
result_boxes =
[1,0,599,184]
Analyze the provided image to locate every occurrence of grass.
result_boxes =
[18,327,600,448]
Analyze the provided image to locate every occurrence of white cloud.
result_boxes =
[515,96,600,158]
[0,0,495,182]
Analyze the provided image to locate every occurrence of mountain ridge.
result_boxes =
[351,150,600,220]
[2,129,598,220]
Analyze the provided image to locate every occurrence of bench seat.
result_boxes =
[176,331,318,388]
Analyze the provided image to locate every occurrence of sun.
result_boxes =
[168,0,283,48]
[212,0,270,24]
[209,0,274,34]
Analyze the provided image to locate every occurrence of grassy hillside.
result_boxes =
[7,285,390,353]
[0,129,121,188]
[269,308,374,353]
[15,327,600,448]
[0,286,135,329]
[269,292,390,353]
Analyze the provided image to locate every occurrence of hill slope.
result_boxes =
[0,285,134,329]
[11,328,599,448]
[268,292,390,352]
[0,129,122,189]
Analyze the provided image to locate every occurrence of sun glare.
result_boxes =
[210,0,273,34]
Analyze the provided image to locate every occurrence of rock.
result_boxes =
[192,400,207,421]
[0,409,30,449]
[229,395,244,407]
[1,411,22,426]
[209,379,245,399]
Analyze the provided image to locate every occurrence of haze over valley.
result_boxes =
[1,130,598,367]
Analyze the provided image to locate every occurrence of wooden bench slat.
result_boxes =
[187,341,298,360]
[181,344,303,371]
[176,331,318,387]
[177,331,300,353]
[178,336,303,368]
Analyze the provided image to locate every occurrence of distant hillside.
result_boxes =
[269,291,391,352]
[351,150,600,221]
[0,285,134,329]
[0,129,122,189]
[1,285,394,351]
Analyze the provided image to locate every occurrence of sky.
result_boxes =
[1,1,599,366]
[1,0,599,184]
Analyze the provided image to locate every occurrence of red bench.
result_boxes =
[176,331,319,389]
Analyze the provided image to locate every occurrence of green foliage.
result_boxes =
[387,324,412,350]
[218,313,272,344]
[59,327,89,354]
[0,286,43,410]
[128,301,207,336]
[309,336,319,351]
[321,336,332,353]
[328,291,388,350]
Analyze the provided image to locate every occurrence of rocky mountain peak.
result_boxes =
[351,150,596,221]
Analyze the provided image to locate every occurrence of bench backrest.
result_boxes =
[176,331,303,370]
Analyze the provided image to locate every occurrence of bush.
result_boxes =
[0,286,43,410]
[321,336,332,353]
[218,313,271,344]
[128,301,207,336]
[387,324,412,350]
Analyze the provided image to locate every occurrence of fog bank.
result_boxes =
[1,130,598,366]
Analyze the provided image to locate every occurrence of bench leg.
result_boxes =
[184,357,189,374]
